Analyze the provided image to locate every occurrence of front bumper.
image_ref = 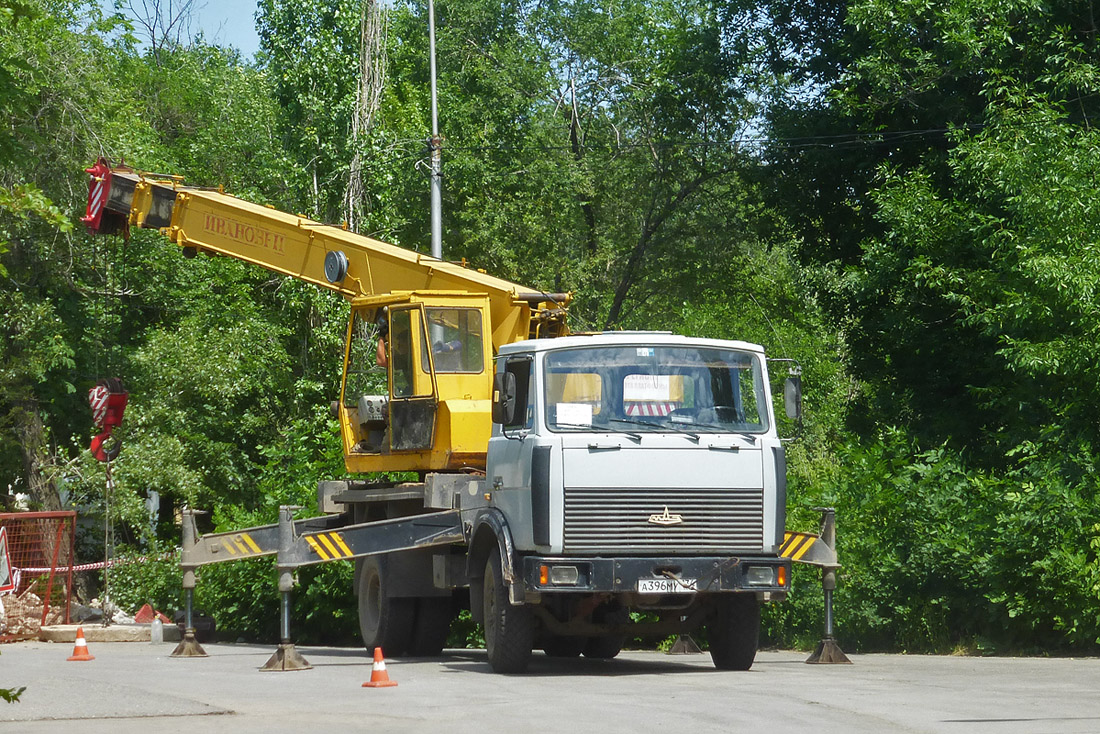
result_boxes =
[521,555,789,595]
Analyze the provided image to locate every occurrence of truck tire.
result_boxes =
[483,545,534,673]
[542,635,585,657]
[407,596,453,656]
[358,556,415,656]
[708,594,760,671]
[583,634,624,659]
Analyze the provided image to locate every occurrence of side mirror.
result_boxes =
[784,375,802,421]
[492,372,517,425]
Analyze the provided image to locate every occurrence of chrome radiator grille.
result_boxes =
[562,486,764,552]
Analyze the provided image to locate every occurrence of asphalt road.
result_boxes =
[2,641,1099,733]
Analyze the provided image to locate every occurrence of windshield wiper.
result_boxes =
[557,421,642,440]
[674,418,759,437]
[609,418,700,441]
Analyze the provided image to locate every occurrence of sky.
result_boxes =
[189,0,260,57]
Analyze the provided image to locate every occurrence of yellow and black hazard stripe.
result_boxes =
[779,531,818,562]
[304,532,354,560]
[220,533,263,557]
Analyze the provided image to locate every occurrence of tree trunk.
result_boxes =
[566,77,597,254]
[346,0,388,231]
[11,399,63,512]
[603,171,725,328]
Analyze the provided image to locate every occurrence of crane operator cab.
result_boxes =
[339,292,497,474]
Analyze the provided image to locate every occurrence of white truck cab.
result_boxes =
[469,332,792,672]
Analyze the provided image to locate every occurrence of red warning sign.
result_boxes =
[0,526,14,594]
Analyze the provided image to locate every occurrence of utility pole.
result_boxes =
[427,0,442,260]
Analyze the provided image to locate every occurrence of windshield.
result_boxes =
[543,345,770,434]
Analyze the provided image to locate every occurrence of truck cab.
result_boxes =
[469,332,791,671]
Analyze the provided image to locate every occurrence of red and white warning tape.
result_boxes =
[16,552,178,575]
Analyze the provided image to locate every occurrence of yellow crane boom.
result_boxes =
[84,159,569,351]
[83,158,570,473]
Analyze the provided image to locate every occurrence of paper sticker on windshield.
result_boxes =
[624,375,670,401]
[556,402,593,426]
[636,348,654,357]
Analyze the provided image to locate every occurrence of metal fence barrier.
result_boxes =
[0,511,76,641]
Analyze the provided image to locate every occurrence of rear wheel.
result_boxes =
[357,556,415,656]
[542,635,586,658]
[583,634,624,659]
[483,546,534,673]
[407,596,453,656]
[707,594,760,671]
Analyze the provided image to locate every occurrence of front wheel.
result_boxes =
[707,594,761,671]
[483,546,534,673]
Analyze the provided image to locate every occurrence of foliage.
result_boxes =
[0,680,24,703]
[256,0,363,221]
[193,407,359,644]
[3,0,1100,656]
[766,429,1100,653]
[0,183,72,276]
[745,0,1100,653]
[448,609,484,649]
[105,546,181,614]
[851,100,1100,460]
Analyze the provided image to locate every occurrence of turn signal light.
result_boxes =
[777,565,787,587]
[539,565,549,585]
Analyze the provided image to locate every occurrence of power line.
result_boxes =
[396,102,1097,160]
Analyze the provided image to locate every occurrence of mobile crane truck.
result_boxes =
[83,158,803,673]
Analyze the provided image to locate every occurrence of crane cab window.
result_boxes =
[390,308,433,398]
[343,311,386,408]
[423,308,484,374]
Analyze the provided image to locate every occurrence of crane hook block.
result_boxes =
[88,378,128,462]
[82,157,131,238]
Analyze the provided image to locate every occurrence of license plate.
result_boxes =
[637,577,697,594]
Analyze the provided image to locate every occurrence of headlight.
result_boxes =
[549,565,580,585]
[745,566,775,586]
[538,564,581,586]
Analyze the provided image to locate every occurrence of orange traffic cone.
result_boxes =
[362,647,397,688]
[67,627,95,661]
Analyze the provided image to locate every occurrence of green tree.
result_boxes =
[746,0,1100,652]
[256,0,364,222]
[833,1,1100,455]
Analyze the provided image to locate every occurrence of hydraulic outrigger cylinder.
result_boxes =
[777,507,851,664]
[804,508,851,665]
[170,508,208,658]
[261,506,311,672]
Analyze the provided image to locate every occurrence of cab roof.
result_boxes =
[498,331,767,357]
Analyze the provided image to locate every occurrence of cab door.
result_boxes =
[387,305,438,451]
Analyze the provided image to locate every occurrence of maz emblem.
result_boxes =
[648,507,684,526]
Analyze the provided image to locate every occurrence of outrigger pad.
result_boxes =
[170,628,209,658]
[667,635,703,654]
[260,642,312,672]
[806,637,852,664]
